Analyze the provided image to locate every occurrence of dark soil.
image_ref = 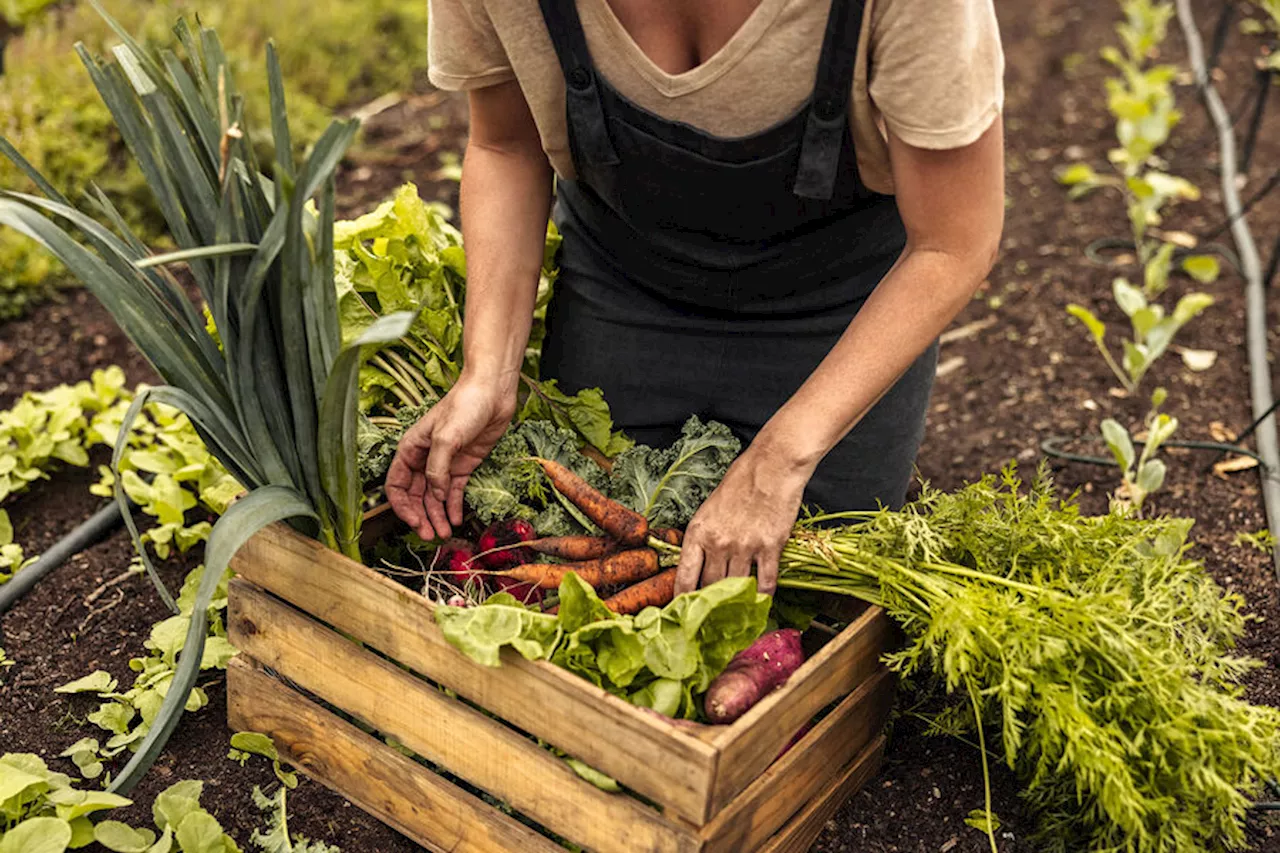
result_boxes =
[3,0,1280,850]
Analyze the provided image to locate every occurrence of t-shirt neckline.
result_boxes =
[584,0,790,98]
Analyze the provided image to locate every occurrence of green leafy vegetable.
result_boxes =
[436,573,770,719]
[607,416,740,528]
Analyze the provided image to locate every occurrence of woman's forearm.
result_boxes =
[752,247,992,472]
[457,138,554,393]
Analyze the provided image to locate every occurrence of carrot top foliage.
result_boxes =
[779,467,1280,853]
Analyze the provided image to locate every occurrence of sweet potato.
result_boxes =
[703,629,805,724]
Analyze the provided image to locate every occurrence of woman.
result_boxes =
[387,0,1005,595]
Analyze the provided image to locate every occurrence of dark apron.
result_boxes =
[537,0,937,512]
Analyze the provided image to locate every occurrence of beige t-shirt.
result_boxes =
[427,0,1004,195]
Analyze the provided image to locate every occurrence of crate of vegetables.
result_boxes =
[224,444,897,853]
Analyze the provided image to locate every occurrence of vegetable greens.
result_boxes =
[435,573,770,719]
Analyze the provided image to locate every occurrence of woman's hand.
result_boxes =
[673,443,812,596]
[385,373,518,540]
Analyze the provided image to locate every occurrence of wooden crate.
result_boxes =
[226,523,896,853]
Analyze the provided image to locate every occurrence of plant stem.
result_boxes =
[969,681,1000,853]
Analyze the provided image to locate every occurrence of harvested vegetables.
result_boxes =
[535,457,649,544]
[703,629,806,724]
[772,467,1280,853]
[435,572,771,719]
[499,548,661,590]
[437,461,1280,853]
[601,568,679,615]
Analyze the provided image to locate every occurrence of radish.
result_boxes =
[478,519,542,603]
[435,538,480,592]
[703,629,805,724]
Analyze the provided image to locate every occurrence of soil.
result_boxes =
[3,0,1280,850]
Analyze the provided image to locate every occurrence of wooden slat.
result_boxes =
[226,658,563,853]
[231,523,717,823]
[708,606,895,814]
[756,736,887,853]
[228,579,698,853]
[699,670,894,853]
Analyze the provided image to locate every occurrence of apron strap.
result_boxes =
[793,0,866,200]
[537,0,621,167]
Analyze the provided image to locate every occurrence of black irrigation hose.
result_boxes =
[1199,166,1280,243]
[1040,436,1269,469]
[1207,0,1235,72]
[1082,236,1242,274]
[0,501,126,622]
[1239,69,1273,174]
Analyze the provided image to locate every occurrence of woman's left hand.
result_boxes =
[673,444,811,596]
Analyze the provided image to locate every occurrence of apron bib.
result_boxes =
[537,0,936,510]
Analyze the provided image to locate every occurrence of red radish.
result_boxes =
[477,519,538,570]
[436,539,480,591]
[446,594,469,608]
[477,519,542,603]
[703,629,806,724]
[493,575,545,605]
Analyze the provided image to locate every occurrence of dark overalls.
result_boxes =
[536,0,938,512]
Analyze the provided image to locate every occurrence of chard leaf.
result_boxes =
[434,596,562,667]
[0,817,73,853]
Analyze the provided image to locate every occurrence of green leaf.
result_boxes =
[1136,458,1166,494]
[173,812,228,853]
[435,598,562,667]
[109,487,317,795]
[1147,414,1179,450]
[152,781,203,832]
[608,417,740,526]
[1101,419,1136,472]
[95,822,157,853]
[1112,277,1146,317]
[1172,292,1215,326]
[55,671,118,695]
[1066,304,1106,343]
[964,808,1002,834]
[0,817,73,853]
[1180,254,1220,284]
[563,758,620,792]
[227,733,278,763]
[1143,242,1175,297]
[67,816,96,850]
[45,787,132,820]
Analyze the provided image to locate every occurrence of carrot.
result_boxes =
[498,548,661,590]
[602,568,678,615]
[525,535,618,561]
[535,458,649,545]
[651,527,683,546]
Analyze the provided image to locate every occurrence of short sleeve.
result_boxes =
[427,0,516,91]
[867,0,1004,150]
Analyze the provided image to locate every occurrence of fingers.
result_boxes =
[674,541,704,595]
[756,547,780,596]
[385,413,438,531]
[726,550,753,580]
[425,426,460,504]
[446,475,468,527]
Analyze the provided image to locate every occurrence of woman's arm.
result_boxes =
[675,117,1006,594]
[386,81,554,539]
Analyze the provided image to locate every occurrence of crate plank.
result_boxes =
[226,658,564,853]
[228,579,698,853]
[707,605,894,814]
[699,670,893,853]
[231,523,717,823]
[757,736,887,853]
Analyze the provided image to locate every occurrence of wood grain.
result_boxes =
[228,579,698,853]
[226,657,564,853]
[699,670,894,853]
[231,523,718,823]
[707,605,895,814]
[756,736,888,853]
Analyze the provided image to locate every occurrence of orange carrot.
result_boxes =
[651,527,683,546]
[526,535,618,561]
[535,458,649,545]
[602,568,678,615]
[498,549,660,590]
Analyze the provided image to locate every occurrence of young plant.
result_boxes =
[1101,388,1178,515]
[1067,275,1214,393]
[0,4,411,792]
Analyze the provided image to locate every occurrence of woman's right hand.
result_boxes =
[385,373,518,540]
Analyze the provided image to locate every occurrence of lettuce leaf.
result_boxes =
[433,572,770,719]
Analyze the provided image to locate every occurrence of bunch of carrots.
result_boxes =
[471,459,686,615]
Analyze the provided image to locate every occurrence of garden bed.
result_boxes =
[1,0,1279,850]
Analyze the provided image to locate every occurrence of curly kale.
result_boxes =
[607,416,740,529]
